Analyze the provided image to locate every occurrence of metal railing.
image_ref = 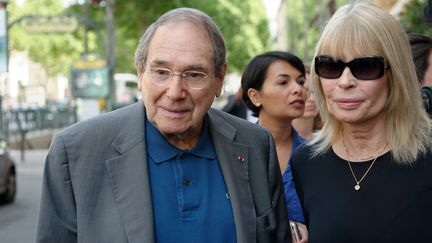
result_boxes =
[1,103,78,139]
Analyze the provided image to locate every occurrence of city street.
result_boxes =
[0,149,47,243]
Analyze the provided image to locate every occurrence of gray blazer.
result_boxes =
[36,101,291,243]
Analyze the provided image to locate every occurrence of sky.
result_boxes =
[263,0,281,38]
[62,0,79,7]
[263,0,281,19]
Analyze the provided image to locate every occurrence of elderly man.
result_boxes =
[36,8,291,243]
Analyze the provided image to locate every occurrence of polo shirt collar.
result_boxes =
[146,116,216,164]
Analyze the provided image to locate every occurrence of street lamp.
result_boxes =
[0,0,7,137]
[0,0,8,73]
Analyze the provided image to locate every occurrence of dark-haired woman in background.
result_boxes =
[241,51,308,242]
[408,33,432,117]
[408,33,432,86]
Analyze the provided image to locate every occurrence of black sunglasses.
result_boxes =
[314,55,389,80]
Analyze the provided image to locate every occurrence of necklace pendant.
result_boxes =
[354,184,360,191]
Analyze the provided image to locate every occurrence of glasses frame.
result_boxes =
[146,67,210,90]
[314,55,389,80]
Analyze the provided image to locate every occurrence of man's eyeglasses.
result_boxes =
[314,55,389,80]
[146,67,210,89]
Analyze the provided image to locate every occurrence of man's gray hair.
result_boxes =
[135,8,226,78]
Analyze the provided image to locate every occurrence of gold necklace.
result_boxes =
[342,138,387,191]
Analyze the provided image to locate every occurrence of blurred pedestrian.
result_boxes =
[222,87,247,119]
[292,65,323,140]
[242,51,308,243]
[291,2,432,242]
[408,33,432,117]
[36,8,291,243]
[408,33,432,86]
[222,87,257,123]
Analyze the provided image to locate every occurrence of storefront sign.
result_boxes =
[22,15,78,34]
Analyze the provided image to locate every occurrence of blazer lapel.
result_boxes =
[208,110,256,243]
[105,102,155,243]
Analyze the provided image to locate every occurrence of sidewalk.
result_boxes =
[8,129,57,150]
[9,149,48,176]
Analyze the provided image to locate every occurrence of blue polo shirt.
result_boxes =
[146,117,237,243]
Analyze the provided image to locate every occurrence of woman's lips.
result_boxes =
[334,98,363,109]
[290,99,305,109]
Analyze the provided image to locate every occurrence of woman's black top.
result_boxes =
[291,145,432,243]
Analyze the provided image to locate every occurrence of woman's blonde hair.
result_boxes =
[310,0,432,164]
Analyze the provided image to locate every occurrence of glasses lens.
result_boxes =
[183,71,209,89]
[315,56,344,79]
[350,57,385,80]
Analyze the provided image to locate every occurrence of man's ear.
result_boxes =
[215,63,227,97]
[137,71,143,91]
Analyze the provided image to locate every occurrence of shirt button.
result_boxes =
[183,179,190,186]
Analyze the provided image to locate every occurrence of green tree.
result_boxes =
[9,0,270,81]
[284,0,348,65]
[112,0,270,74]
[8,0,84,76]
[399,0,432,36]
[283,0,432,64]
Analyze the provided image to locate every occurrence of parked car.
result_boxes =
[0,139,16,204]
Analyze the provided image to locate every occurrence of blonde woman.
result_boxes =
[291,1,432,242]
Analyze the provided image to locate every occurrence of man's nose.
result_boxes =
[166,75,187,98]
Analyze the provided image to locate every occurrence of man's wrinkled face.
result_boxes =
[138,21,224,148]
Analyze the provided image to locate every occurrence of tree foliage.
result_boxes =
[9,0,432,79]
[112,0,270,74]
[399,0,432,36]
[8,0,84,76]
[283,0,348,65]
[9,0,270,77]
[282,0,432,64]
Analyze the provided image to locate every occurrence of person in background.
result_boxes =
[222,86,258,123]
[223,87,248,119]
[242,51,308,243]
[291,2,432,242]
[408,33,432,117]
[36,8,291,243]
[292,65,323,140]
[408,33,432,86]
